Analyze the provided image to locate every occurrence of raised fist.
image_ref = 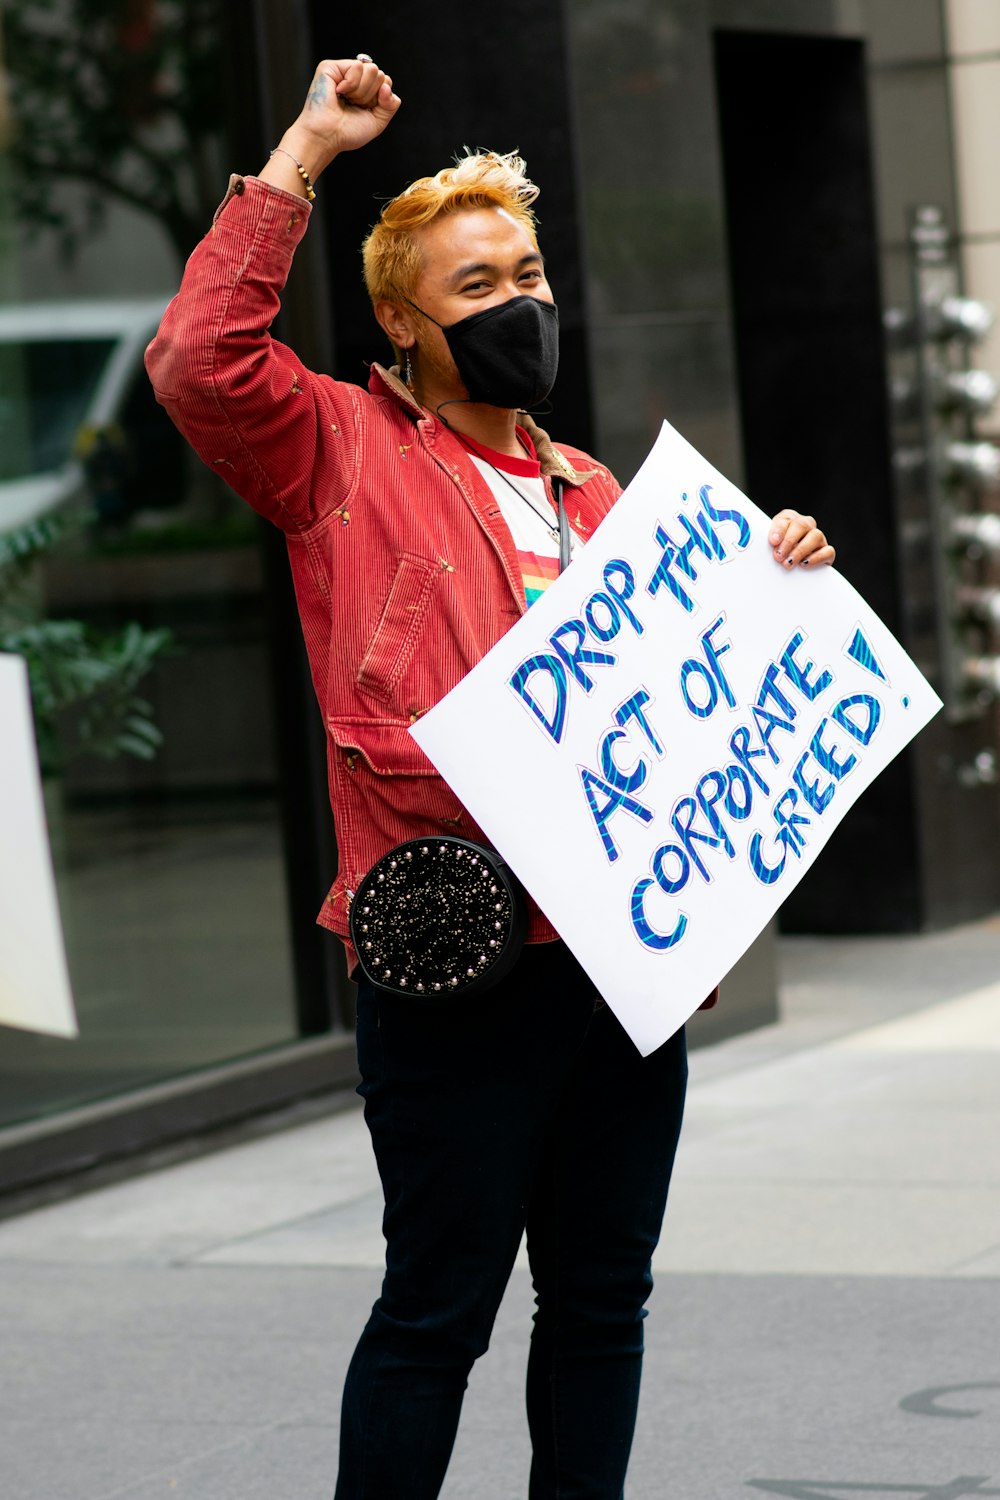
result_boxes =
[297,57,401,159]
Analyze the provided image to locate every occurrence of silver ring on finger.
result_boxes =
[356,52,373,62]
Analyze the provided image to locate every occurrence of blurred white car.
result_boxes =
[0,298,172,538]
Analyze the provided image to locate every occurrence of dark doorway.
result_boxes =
[305,0,596,459]
[713,29,922,931]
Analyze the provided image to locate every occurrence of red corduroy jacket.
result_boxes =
[145,176,623,964]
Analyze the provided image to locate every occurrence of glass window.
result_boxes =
[0,335,118,479]
[0,1,304,1127]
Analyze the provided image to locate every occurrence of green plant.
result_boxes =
[3,0,222,261]
[0,512,172,778]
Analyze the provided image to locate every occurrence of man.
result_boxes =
[147,55,834,1500]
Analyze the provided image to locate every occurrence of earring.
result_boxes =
[404,349,414,388]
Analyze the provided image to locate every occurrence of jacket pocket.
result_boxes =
[327,718,467,893]
[327,718,439,778]
[357,553,442,708]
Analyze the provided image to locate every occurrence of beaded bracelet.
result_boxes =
[269,147,316,202]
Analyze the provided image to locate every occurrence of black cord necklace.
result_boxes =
[485,461,562,543]
[456,435,558,534]
[455,432,573,574]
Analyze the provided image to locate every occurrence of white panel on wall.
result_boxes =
[946,0,1000,58]
[949,57,1000,236]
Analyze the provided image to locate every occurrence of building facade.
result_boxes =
[1,0,998,1196]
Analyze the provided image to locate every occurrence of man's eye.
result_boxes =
[461,280,490,293]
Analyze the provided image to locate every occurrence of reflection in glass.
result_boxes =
[0,337,117,480]
[0,2,301,1129]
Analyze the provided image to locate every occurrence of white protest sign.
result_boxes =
[0,653,78,1038]
[412,420,942,1055]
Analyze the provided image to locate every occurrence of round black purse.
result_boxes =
[349,836,527,999]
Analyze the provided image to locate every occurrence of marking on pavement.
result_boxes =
[746,1479,1000,1498]
[900,1382,1000,1419]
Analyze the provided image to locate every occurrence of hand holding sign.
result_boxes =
[412,421,940,1055]
[768,508,836,569]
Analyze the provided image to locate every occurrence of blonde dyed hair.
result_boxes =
[362,149,541,308]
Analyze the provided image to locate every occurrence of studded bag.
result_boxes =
[349,836,528,999]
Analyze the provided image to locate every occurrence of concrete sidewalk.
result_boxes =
[3,921,1000,1499]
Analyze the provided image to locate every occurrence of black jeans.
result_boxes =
[333,940,688,1500]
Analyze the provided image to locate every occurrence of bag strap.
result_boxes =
[553,476,572,575]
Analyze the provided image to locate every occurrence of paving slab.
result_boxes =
[4,1265,999,1500]
[3,921,1000,1499]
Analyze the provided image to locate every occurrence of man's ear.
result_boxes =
[374,299,417,350]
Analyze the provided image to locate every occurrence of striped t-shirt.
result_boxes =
[463,430,578,606]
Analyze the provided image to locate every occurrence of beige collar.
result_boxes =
[372,364,600,487]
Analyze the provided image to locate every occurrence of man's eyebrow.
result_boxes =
[446,252,544,286]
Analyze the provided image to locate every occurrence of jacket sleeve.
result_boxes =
[145,175,357,533]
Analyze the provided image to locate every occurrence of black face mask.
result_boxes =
[409,295,559,411]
